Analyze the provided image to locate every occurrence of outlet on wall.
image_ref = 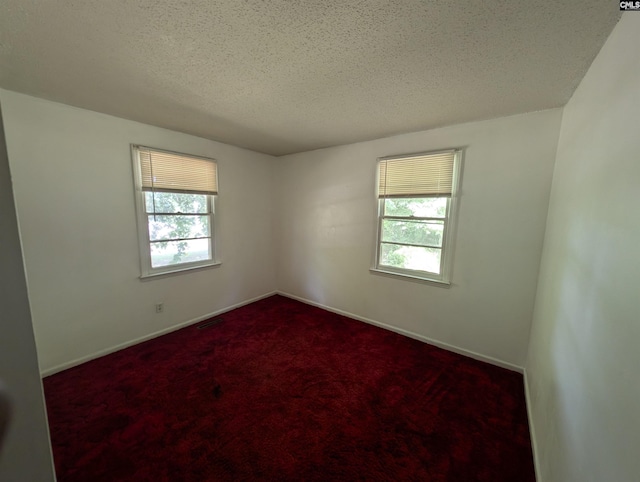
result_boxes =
[155,303,164,313]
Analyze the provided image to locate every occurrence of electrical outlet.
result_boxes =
[155,303,164,313]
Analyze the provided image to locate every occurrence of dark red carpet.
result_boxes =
[43,295,535,481]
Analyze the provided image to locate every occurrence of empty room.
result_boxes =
[0,1,638,481]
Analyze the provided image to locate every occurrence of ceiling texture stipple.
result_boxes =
[0,1,621,156]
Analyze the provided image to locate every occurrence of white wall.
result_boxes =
[526,15,639,482]
[275,109,562,368]
[0,90,277,374]
[0,104,55,480]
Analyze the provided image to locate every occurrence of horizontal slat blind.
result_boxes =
[378,151,455,198]
[137,147,218,195]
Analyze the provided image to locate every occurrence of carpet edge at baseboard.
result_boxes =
[277,290,524,374]
[40,291,279,377]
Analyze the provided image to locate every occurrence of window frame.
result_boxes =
[131,145,221,278]
[372,149,463,285]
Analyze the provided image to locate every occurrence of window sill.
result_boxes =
[369,267,451,287]
[140,261,221,280]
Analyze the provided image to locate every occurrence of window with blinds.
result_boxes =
[132,145,220,277]
[374,149,462,284]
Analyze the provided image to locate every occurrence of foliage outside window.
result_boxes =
[374,150,462,284]
[132,145,219,277]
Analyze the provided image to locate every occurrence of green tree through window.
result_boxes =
[146,192,211,267]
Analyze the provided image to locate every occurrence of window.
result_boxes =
[131,145,219,277]
[373,149,462,284]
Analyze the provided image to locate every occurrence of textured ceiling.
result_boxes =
[0,1,620,156]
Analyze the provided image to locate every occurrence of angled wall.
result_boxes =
[526,14,639,481]
[0,104,55,481]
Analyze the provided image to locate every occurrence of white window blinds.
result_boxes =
[136,146,218,195]
[378,150,455,198]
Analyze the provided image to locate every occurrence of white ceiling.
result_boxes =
[0,1,620,156]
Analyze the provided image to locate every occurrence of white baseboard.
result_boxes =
[524,369,542,481]
[41,291,278,377]
[43,288,524,376]
[277,291,524,373]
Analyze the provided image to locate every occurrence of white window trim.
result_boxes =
[131,145,221,279]
[371,149,463,285]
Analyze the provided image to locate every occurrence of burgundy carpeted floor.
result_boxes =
[43,295,535,481]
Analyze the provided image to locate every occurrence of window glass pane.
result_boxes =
[380,243,442,274]
[148,215,210,241]
[383,197,447,218]
[145,192,208,214]
[382,219,443,247]
[150,238,211,267]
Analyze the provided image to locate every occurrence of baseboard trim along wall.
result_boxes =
[277,291,524,374]
[40,291,278,377]
[524,369,542,482]
[44,289,525,376]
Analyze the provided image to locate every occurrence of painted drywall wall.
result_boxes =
[275,109,562,367]
[526,14,639,482]
[0,104,55,480]
[0,90,277,373]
